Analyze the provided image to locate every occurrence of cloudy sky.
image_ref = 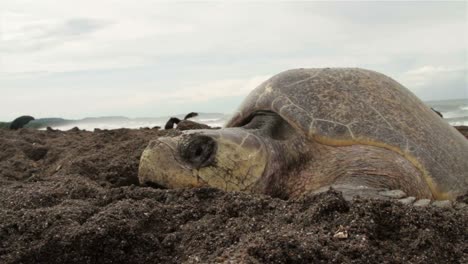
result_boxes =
[0,1,467,121]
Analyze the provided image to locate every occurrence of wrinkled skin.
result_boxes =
[139,111,432,200]
[139,112,306,198]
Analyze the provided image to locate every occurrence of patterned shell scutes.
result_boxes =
[226,68,468,198]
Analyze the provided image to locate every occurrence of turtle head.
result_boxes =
[139,111,303,194]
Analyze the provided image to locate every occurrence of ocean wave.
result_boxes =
[47,119,228,131]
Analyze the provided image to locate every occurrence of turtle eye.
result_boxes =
[236,110,270,128]
[242,111,296,140]
[242,111,273,129]
[242,116,262,129]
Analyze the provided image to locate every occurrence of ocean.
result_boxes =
[45,114,230,131]
[45,98,468,131]
[425,98,468,126]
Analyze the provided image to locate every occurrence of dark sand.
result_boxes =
[0,127,467,264]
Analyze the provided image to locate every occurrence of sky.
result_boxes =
[0,1,467,121]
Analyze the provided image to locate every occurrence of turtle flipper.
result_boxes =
[312,184,466,210]
[397,196,466,210]
[311,184,397,201]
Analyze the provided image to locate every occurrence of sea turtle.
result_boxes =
[9,115,35,130]
[164,113,210,130]
[184,112,199,120]
[139,68,468,201]
[164,117,181,129]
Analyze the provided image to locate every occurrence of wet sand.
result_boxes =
[0,127,466,263]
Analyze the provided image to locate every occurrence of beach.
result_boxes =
[0,127,467,263]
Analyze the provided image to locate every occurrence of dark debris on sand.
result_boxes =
[0,128,466,264]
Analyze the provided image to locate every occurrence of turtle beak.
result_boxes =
[139,128,268,192]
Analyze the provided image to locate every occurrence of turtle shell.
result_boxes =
[226,68,468,199]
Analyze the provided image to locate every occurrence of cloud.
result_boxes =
[401,65,467,100]
[102,74,272,109]
[402,65,465,87]
[1,12,108,53]
[0,72,271,120]
[0,1,466,120]
[2,2,465,74]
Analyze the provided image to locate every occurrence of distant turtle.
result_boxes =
[184,112,199,120]
[9,115,35,130]
[139,68,468,202]
[164,114,210,130]
[176,120,210,130]
[164,117,181,130]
